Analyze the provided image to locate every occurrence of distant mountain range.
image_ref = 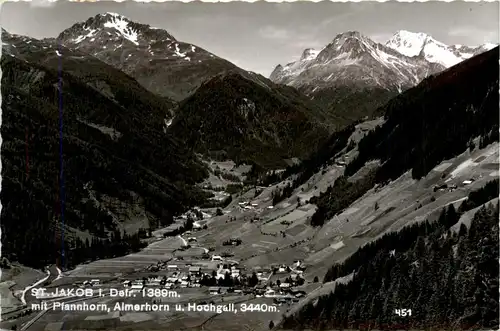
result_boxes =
[271,30,496,88]
[3,14,496,169]
[270,30,497,124]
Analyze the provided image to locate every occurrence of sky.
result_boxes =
[1,1,498,76]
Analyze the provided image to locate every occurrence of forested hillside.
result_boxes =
[1,48,209,269]
[282,199,499,330]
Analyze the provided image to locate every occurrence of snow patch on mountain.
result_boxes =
[385,30,497,68]
[102,13,139,45]
[385,30,429,57]
[173,43,187,57]
[72,28,98,44]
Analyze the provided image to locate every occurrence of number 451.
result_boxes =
[395,309,412,317]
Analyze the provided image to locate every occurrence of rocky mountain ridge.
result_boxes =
[54,12,254,101]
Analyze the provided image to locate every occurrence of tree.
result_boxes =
[313,276,319,283]
[249,272,259,287]
[216,208,223,216]
[269,320,275,329]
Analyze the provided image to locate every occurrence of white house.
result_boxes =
[131,283,144,290]
[211,255,223,261]
[264,289,276,298]
[167,277,178,283]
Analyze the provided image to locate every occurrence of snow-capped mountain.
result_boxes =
[54,12,247,101]
[385,30,497,68]
[270,31,444,95]
[269,30,497,125]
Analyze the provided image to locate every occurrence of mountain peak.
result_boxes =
[57,12,176,46]
[385,30,497,67]
[385,30,434,57]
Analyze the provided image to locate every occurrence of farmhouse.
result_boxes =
[209,287,221,295]
[211,255,223,261]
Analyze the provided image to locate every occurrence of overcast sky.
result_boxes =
[1,1,498,76]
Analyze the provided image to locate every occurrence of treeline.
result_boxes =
[309,170,376,226]
[281,201,499,330]
[458,179,498,212]
[198,195,232,209]
[63,231,148,269]
[268,124,356,205]
[162,218,194,237]
[343,47,499,183]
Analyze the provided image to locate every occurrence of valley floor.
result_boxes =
[1,142,498,331]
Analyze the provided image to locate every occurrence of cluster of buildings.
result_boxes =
[237,201,261,210]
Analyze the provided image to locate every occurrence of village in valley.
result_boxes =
[2,138,498,331]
